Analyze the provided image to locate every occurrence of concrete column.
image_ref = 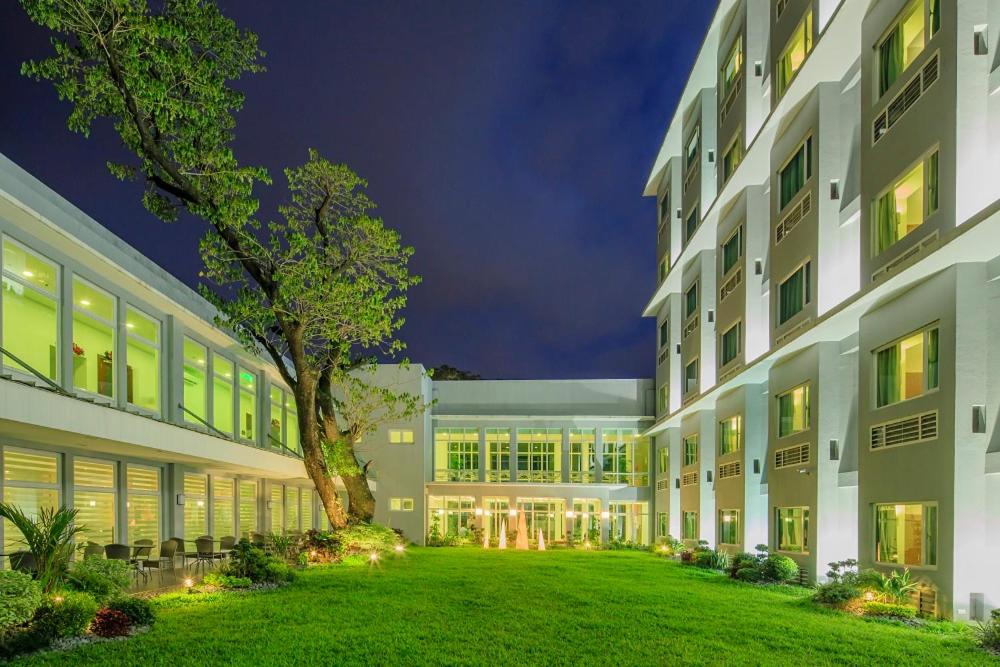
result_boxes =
[478,428,487,482]
[59,268,73,394]
[561,429,570,483]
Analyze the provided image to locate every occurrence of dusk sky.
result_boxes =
[0,1,715,380]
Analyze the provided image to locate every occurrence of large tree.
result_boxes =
[20,0,424,526]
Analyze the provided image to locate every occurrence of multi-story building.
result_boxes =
[644,0,1000,619]
[0,152,656,563]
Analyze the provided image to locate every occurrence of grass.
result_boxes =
[12,548,992,666]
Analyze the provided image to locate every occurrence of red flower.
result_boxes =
[72,343,84,356]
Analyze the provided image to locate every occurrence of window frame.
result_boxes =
[720,35,744,101]
[776,382,811,438]
[721,130,744,185]
[682,510,699,541]
[777,259,812,326]
[719,320,742,368]
[718,509,741,546]
[124,304,162,416]
[718,415,743,456]
[870,147,939,257]
[684,357,699,397]
[872,323,940,409]
[875,0,938,100]
[684,205,700,243]
[777,135,813,212]
[775,505,810,554]
[682,434,699,467]
[390,497,415,512]
[684,282,699,321]
[71,274,118,400]
[1,235,62,383]
[685,126,701,174]
[775,9,814,99]
[873,501,938,569]
[388,429,415,445]
[721,225,743,277]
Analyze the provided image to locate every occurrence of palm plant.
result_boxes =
[872,568,919,604]
[0,503,83,592]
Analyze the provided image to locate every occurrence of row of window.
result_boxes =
[427,496,650,545]
[0,236,300,453]
[672,501,936,568]
[432,428,650,486]
[0,446,323,557]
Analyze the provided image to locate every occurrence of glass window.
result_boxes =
[685,283,698,319]
[569,428,596,483]
[659,319,669,349]
[485,428,511,482]
[779,137,812,210]
[182,338,208,424]
[720,322,741,367]
[485,497,512,541]
[872,151,938,256]
[719,416,742,456]
[777,384,810,437]
[875,502,937,566]
[685,128,700,172]
[519,498,566,544]
[878,0,926,97]
[657,512,669,539]
[183,473,208,539]
[428,496,475,538]
[239,367,257,442]
[723,227,742,276]
[390,498,414,511]
[270,485,283,534]
[721,36,743,100]
[1,239,60,382]
[127,465,160,556]
[722,135,743,184]
[212,356,234,437]
[875,326,939,407]
[658,385,668,413]
[516,429,562,483]
[74,458,117,548]
[72,277,116,398]
[682,511,698,541]
[658,256,669,284]
[776,9,813,99]
[269,386,285,450]
[684,359,699,395]
[388,429,414,445]
[601,429,649,486]
[608,502,648,545]
[778,261,811,325]
[238,481,257,538]
[658,192,670,226]
[572,499,600,543]
[776,506,809,553]
[285,486,300,533]
[213,477,235,538]
[683,435,699,467]
[658,446,669,475]
[719,509,740,545]
[286,395,300,454]
[301,489,313,531]
[434,428,480,482]
[3,449,60,554]
[124,307,160,413]
[685,207,699,242]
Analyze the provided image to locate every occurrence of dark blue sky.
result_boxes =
[0,1,714,380]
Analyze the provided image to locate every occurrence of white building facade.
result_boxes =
[645,0,1000,619]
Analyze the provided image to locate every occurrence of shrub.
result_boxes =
[106,596,155,627]
[692,551,715,568]
[337,523,400,556]
[652,535,685,556]
[679,551,694,564]
[66,557,131,603]
[870,569,919,604]
[302,529,340,563]
[863,601,917,619]
[735,566,762,582]
[266,532,301,564]
[90,608,131,638]
[264,559,296,584]
[728,552,758,577]
[814,581,861,606]
[975,609,1000,651]
[220,539,295,585]
[0,504,82,592]
[708,550,732,571]
[0,570,44,634]
[32,591,98,640]
[203,572,252,589]
[760,554,799,583]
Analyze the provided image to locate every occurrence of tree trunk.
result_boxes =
[295,379,347,530]
[341,469,376,523]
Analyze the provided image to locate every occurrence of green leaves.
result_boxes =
[0,503,83,593]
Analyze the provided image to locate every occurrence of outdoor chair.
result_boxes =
[172,537,197,569]
[194,537,217,572]
[140,539,178,585]
[105,543,147,583]
[8,550,36,575]
[216,536,236,561]
[82,542,104,559]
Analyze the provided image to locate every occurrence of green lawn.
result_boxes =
[12,548,992,666]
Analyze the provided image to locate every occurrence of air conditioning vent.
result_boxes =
[718,461,742,480]
[682,471,699,486]
[870,231,939,283]
[683,314,700,340]
[658,349,669,366]
[870,411,938,450]
[720,268,743,302]
[911,586,938,618]
[872,52,939,144]
[775,192,812,244]
[775,443,810,469]
[774,318,812,347]
[656,478,670,491]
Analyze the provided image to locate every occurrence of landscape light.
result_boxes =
[184,577,194,592]
[394,544,405,554]
[52,595,64,603]
[310,550,318,559]
[369,552,379,562]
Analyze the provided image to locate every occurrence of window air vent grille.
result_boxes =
[775,443,809,469]
[718,461,742,480]
[656,478,670,491]
[681,471,699,486]
[870,231,939,283]
[872,52,939,144]
[683,315,700,340]
[870,411,938,450]
[775,192,812,244]
[720,268,743,302]
[720,76,743,124]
